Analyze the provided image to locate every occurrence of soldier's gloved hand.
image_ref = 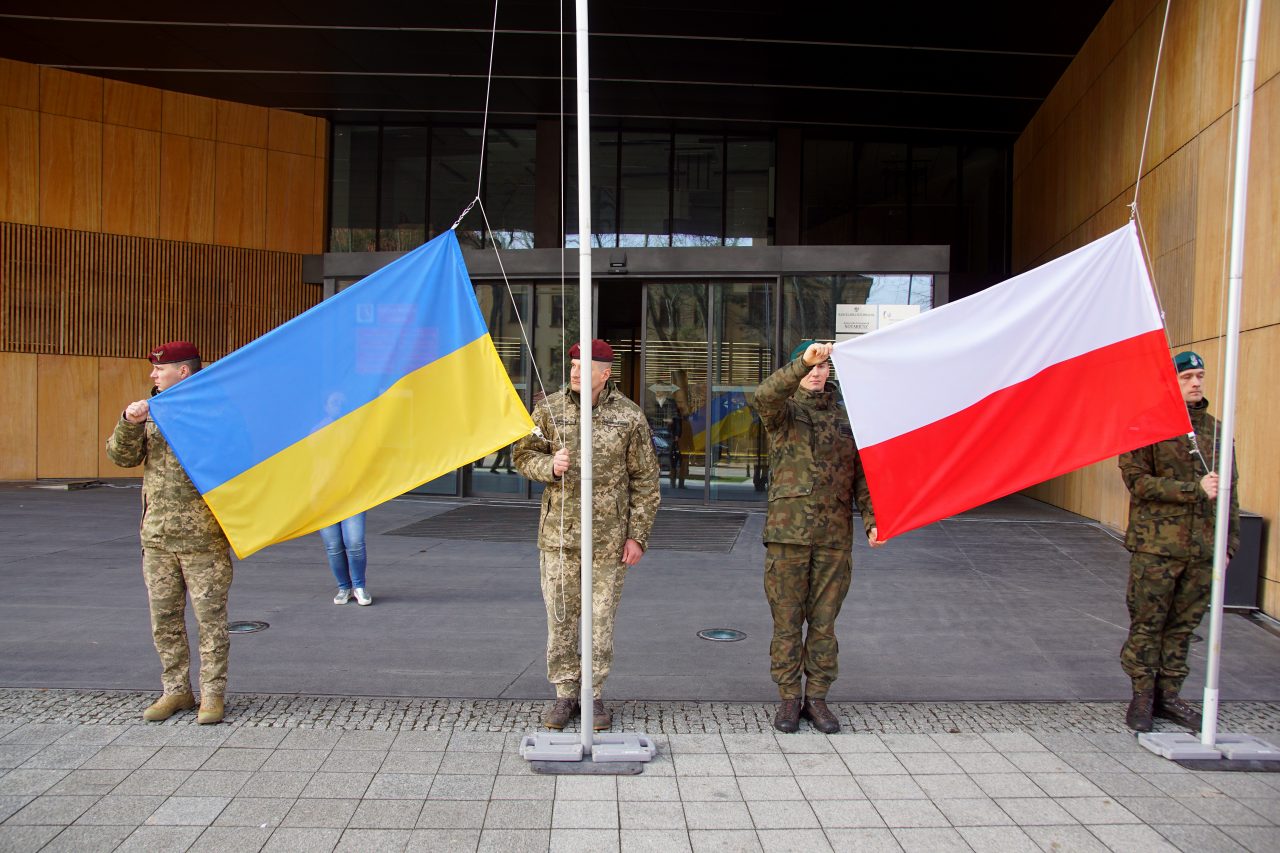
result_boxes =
[1199,472,1219,500]
[552,447,571,478]
[803,342,834,367]
[622,538,645,566]
[124,400,150,424]
[868,527,884,549]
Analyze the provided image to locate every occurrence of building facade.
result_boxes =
[0,0,1277,615]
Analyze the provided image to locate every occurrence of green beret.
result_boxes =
[1173,351,1204,372]
[790,340,816,363]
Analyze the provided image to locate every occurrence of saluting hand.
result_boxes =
[552,447,571,478]
[803,342,834,366]
[124,400,150,424]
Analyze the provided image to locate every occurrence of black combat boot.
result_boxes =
[802,698,841,734]
[1154,690,1202,731]
[544,698,579,730]
[1125,689,1155,733]
[773,698,802,733]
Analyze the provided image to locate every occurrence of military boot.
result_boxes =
[197,694,225,725]
[1154,690,1202,731]
[592,699,612,731]
[802,698,841,734]
[1125,689,1154,733]
[543,698,579,730]
[773,698,802,734]
[142,691,196,722]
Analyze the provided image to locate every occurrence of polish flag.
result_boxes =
[831,222,1190,541]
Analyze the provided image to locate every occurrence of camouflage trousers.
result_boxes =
[764,543,852,700]
[1121,552,1211,693]
[143,547,234,697]
[539,548,627,699]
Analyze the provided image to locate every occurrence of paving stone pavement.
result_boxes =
[1,689,1278,852]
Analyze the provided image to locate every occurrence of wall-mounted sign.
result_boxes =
[835,303,921,341]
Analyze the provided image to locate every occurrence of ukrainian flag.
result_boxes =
[148,230,533,558]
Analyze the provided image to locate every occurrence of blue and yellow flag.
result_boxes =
[149,230,533,558]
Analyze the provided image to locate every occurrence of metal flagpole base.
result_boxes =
[520,731,657,774]
[1138,732,1222,760]
[1140,731,1280,763]
[1215,733,1280,761]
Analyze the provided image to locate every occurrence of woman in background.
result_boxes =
[322,512,371,606]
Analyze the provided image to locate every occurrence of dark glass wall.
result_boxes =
[328,123,1008,291]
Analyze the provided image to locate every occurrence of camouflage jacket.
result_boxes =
[1119,398,1240,560]
[513,381,661,554]
[753,357,875,548]
[106,416,230,553]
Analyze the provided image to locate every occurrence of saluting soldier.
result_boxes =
[107,341,234,725]
[1119,351,1239,732]
[514,339,661,731]
[754,340,881,734]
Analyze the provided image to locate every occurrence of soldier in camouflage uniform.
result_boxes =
[1119,351,1239,733]
[513,339,661,731]
[754,341,881,734]
[106,341,234,725]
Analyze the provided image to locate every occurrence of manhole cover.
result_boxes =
[228,621,269,634]
[697,628,746,642]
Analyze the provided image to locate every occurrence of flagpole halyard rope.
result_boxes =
[1129,0,1172,221]
[475,0,501,198]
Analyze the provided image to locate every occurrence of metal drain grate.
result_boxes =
[388,505,747,553]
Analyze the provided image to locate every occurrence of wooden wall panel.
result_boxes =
[39,67,101,122]
[1242,76,1279,331]
[103,79,162,132]
[266,150,315,254]
[0,58,39,111]
[102,125,160,238]
[213,143,266,249]
[159,135,215,244]
[38,114,101,231]
[215,100,268,148]
[0,222,319,360]
[97,357,147,477]
[35,354,97,478]
[268,110,316,156]
[0,106,39,225]
[0,352,37,479]
[161,91,214,139]
[1014,0,1280,616]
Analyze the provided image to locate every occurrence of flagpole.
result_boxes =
[574,0,595,753]
[1200,0,1261,748]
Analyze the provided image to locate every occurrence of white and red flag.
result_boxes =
[831,222,1190,541]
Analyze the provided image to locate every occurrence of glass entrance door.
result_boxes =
[642,280,772,503]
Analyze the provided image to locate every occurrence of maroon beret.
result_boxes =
[568,339,614,363]
[148,341,201,364]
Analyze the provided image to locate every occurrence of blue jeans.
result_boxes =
[320,512,367,590]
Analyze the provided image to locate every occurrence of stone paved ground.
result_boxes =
[1,689,1278,852]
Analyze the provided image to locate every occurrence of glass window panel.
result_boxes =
[726,137,773,247]
[802,139,853,245]
[781,273,873,358]
[909,145,957,247]
[430,127,483,248]
[855,142,908,243]
[329,125,379,252]
[672,134,723,247]
[958,146,1009,294]
[644,282,707,500]
[708,282,772,502]
[469,282,531,495]
[566,131,619,248]
[619,132,671,247]
[485,129,537,249]
[379,126,428,252]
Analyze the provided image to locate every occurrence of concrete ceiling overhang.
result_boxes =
[0,1,1112,137]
